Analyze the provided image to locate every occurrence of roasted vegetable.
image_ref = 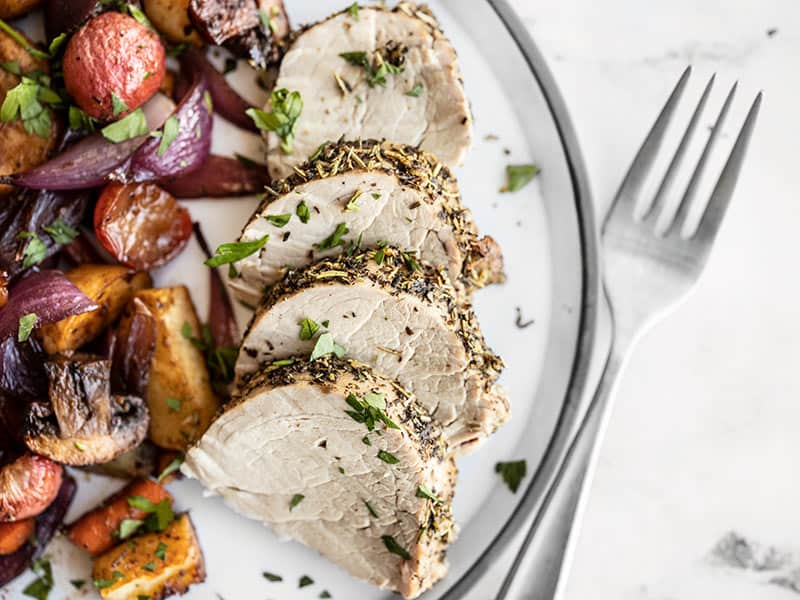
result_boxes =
[95,182,193,271]
[63,12,166,120]
[43,0,103,38]
[24,354,150,465]
[133,286,219,450]
[67,477,172,556]
[0,518,33,555]
[0,26,60,196]
[0,0,42,19]
[160,154,269,198]
[84,441,159,480]
[92,512,205,599]
[0,188,89,281]
[112,296,157,397]
[143,0,204,45]
[38,265,152,355]
[0,473,75,587]
[0,452,62,522]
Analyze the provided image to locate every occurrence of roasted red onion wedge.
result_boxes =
[178,47,258,132]
[194,223,238,348]
[160,154,269,198]
[0,270,98,342]
[0,474,76,587]
[112,297,157,397]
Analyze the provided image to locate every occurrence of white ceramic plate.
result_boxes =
[5,2,598,598]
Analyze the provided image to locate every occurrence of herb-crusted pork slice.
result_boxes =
[229,140,504,307]
[235,248,509,453]
[183,357,456,599]
[265,3,473,179]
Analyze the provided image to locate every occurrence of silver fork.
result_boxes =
[496,67,762,599]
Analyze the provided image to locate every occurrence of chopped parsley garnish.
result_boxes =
[339,49,404,87]
[0,77,58,138]
[364,499,379,518]
[316,223,349,251]
[381,535,411,560]
[127,4,154,29]
[299,575,314,588]
[402,251,422,272]
[126,496,175,531]
[17,313,37,342]
[157,455,184,483]
[265,213,291,227]
[289,494,305,511]
[0,60,20,75]
[48,33,67,56]
[263,571,282,582]
[299,318,320,341]
[309,332,345,361]
[347,2,359,19]
[406,83,424,97]
[112,93,128,116]
[142,561,157,572]
[373,241,388,265]
[495,460,527,493]
[502,164,540,193]
[377,450,399,464]
[246,88,303,154]
[344,190,361,212]
[68,105,94,132]
[158,115,180,156]
[296,200,310,223]
[362,435,371,446]
[344,392,399,431]
[155,541,168,560]
[101,108,148,143]
[17,231,46,268]
[22,557,53,600]
[43,218,79,244]
[181,322,237,389]
[94,570,125,589]
[270,359,295,367]
[166,397,182,412]
[117,518,143,540]
[203,90,213,112]
[321,320,330,328]
[320,591,332,598]
[0,18,49,59]
[205,235,269,267]
[70,579,86,589]
[416,485,441,503]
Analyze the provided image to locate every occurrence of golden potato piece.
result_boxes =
[38,265,152,354]
[0,25,59,196]
[0,0,43,19]
[132,286,220,450]
[92,513,206,600]
[143,0,204,45]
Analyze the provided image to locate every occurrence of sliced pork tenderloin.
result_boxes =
[235,248,509,454]
[183,356,456,599]
[229,140,504,307]
[265,3,473,179]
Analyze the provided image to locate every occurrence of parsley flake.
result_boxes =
[316,223,349,251]
[299,575,314,588]
[17,231,46,269]
[263,571,282,582]
[112,93,128,116]
[377,450,399,464]
[347,3,359,19]
[296,200,310,223]
[406,83,424,97]
[309,332,345,361]
[205,235,269,268]
[502,164,540,193]
[246,88,303,154]
[289,494,305,511]
[299,318,320,341]
[265,213,291,227]
[101,108,148,143]
[495,460,527,493]
[382,535,411,560]
[17,313,37,342]
[416,484,441,503]
[43,218,79,244]
[166,397,182,412]
[158,115,179,157]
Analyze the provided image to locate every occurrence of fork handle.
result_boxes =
[496,331,634,599]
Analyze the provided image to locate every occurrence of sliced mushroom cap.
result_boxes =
[24,354,149,466]
[0,451,63,522]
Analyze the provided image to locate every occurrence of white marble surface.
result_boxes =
[502,0,800,598]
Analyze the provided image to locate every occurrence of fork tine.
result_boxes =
[665,81,738,237]
[692,92,762,247]
[642,74,716,224]
[603,66,691,230]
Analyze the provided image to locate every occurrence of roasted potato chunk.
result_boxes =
[92,513,205,599]
[0,0,43,20]
[38,265,152,354]
[143,0,204,45]
[0,26,59,197]
[131,286,219,450]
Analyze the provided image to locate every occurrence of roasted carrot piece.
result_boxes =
[66,478,172,556]
[0,519,35,555]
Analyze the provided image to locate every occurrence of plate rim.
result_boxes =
[438,0,601,596]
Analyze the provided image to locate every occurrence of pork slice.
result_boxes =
[184,356,456,599]
[235,248,509,454]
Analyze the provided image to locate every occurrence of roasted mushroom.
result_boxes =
[0,450,62,522]
[24,354,149,466]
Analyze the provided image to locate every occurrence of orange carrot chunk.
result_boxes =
[0,519,35,555]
